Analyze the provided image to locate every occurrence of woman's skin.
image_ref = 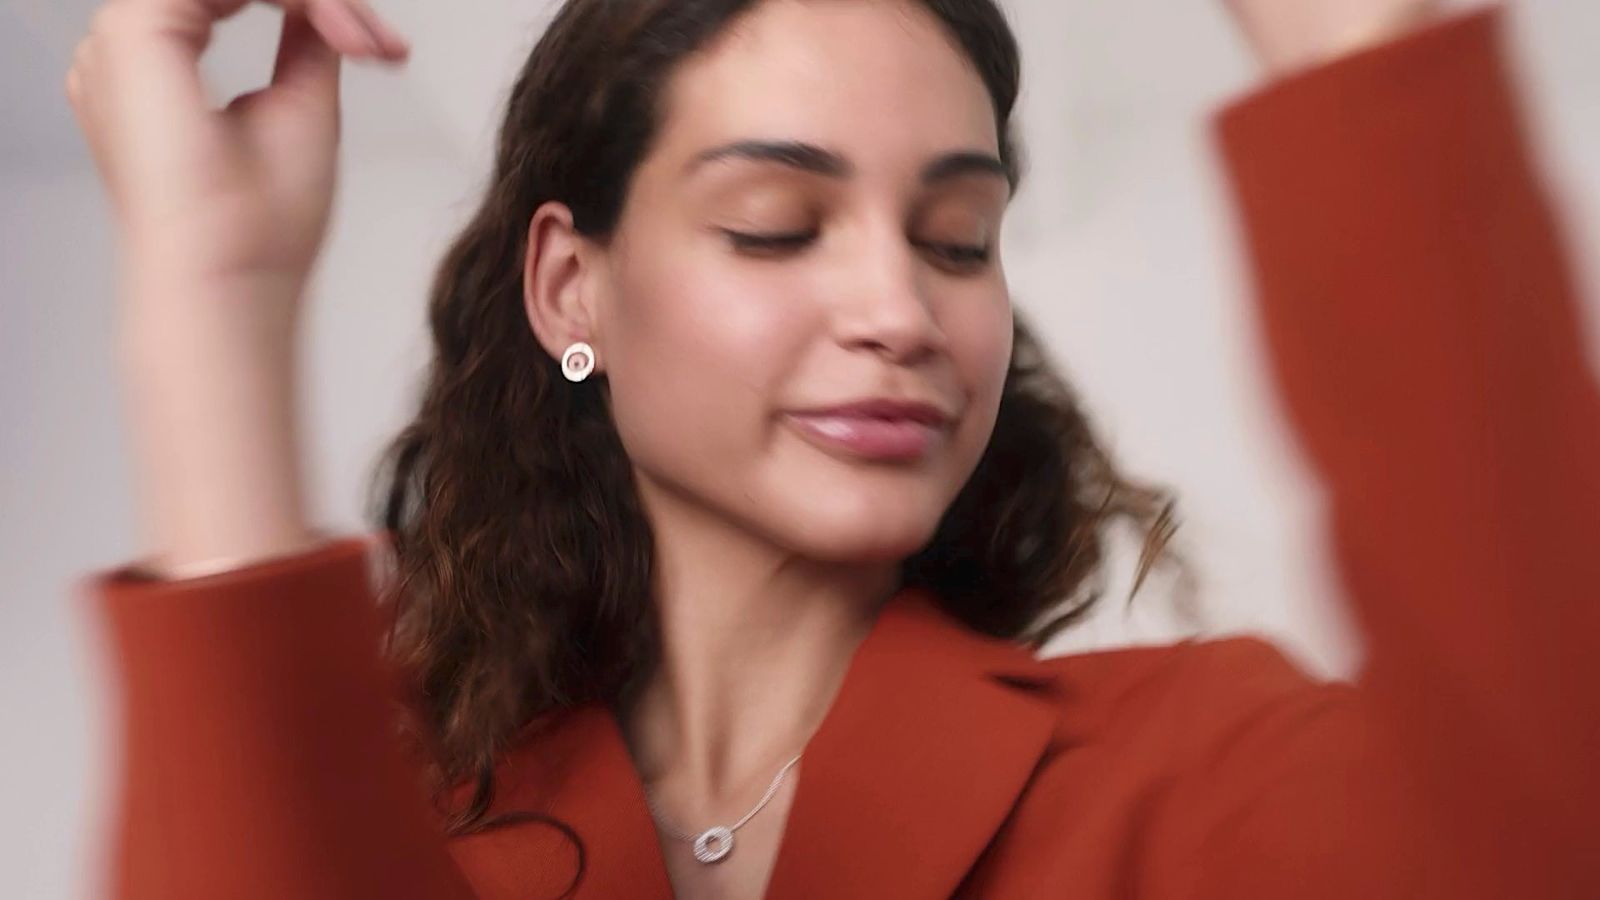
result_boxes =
[67,0,1439,897]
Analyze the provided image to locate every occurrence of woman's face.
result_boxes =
[595,0,1013,563]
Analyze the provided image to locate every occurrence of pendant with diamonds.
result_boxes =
[692,825,735,863]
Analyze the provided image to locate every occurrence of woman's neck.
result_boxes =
[619,478,896,811]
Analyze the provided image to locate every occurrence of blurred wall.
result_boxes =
[2,0,1596,896]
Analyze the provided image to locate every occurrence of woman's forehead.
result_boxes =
[651,0,999,165]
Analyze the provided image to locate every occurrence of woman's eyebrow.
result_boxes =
[683,140,1007,186]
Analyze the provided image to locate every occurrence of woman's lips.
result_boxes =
[783,401,950,462]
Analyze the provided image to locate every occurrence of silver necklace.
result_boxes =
[644,753,803,864]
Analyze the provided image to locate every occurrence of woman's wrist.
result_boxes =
[129,529,334,582]
[1226,0,1450,77]
[117,263,305,359]
[118,273,315,578]
[1313,1,1446,67]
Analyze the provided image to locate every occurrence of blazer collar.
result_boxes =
[460,587,1064,898]
[764,587,1064,898]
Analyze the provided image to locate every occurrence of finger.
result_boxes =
[88,0,401,125]
[104,0,402,61]
[270,9,341,99]
[337,0,409,60]
[299,0,408,62]
[105,0,256,54]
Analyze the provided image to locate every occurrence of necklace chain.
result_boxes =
[644,753,803,851]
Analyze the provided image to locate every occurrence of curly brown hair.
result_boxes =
[368,0,1181,842]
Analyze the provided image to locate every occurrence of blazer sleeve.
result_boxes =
[1200,7,1600,898]
[85,537,478,899]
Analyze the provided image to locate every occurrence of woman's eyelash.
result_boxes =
[722,229,816,251]
[920,240,991,264]
[720,230,991,266]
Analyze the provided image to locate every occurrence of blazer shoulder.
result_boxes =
[991,639,1445,899]
[1033,635,1345,759]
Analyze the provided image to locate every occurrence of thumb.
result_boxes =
[269,8,340,104]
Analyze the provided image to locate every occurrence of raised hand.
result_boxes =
[64,0,409,574]
[66,0,407,293]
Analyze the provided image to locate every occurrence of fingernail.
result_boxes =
[349,3,408,57]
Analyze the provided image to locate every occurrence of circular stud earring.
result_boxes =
[561,341,595,383]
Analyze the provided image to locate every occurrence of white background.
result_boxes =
[2,0,1596,896]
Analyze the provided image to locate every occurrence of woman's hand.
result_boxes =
[67,0,407,297]
[64,0,409,573]
[1222,0,1445,75]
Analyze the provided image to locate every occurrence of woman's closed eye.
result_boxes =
[916,239,991,266]
[719,228,992,270]
[722,228,816,254]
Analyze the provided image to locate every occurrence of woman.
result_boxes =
[68,0,1598,897]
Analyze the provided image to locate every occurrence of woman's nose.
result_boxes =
[831,235,948,365]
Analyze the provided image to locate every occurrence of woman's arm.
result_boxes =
[70,1,473,895]
[89,539,477,898]
[1211,7,1599,897]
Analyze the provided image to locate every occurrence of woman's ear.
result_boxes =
[523,200,604,369]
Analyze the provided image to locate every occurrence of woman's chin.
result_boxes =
[776,510,941,565]
[747,476,959,563]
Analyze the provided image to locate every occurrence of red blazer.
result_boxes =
[87,10,1600,899]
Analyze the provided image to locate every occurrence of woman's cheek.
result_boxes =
[697,265,824,382]
[943,289,1012,388]
[606,270,807,460]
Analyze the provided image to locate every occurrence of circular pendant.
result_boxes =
[692,825,734,864]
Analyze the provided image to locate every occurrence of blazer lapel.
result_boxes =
[454,588,1062,900]
[447,705,675,899]
[763,589,1064,899]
